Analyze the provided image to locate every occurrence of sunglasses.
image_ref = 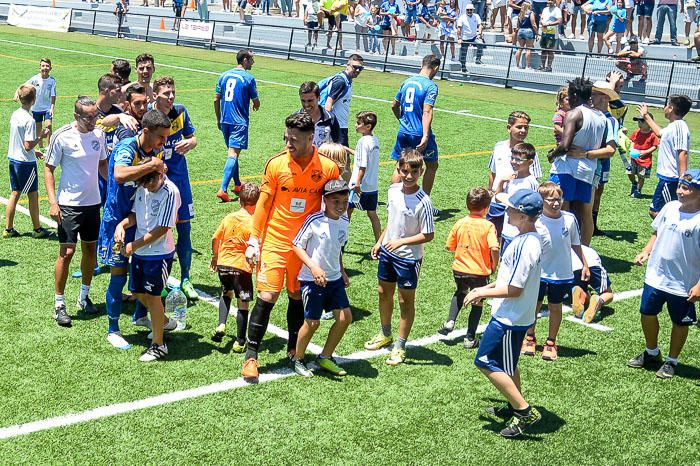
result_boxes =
[77,113,98,123]
[352,65,365,72]
[510,157,529,162]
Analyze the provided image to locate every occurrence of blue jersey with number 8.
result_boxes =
[216,68,259,126]
[395,75,438,136]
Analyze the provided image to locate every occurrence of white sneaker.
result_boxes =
[107,332,132,350]
[147,318,178,339]
[578,35,585,40]
[139,343,168,362]
[566,33,574,39]
[133,316,152,329]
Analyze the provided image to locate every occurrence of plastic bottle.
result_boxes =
[165,285,188,331]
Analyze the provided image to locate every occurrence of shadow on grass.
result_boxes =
[599,253,635,274]
[478,399,566,438]
[602,230,638,243]
[0,259,18,267]
[344,267,363,279]
[404,345,454,366]
[674,363,700,381]
[350,304,371,322]
[435,208,460,222]
[555,345,597,358]
[193,283,223,299]
[315,359,379,380]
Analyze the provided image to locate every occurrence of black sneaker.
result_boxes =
[500,407,541,438]
[485,403,513,420]
[54,305,72,326]
[77,296,99,315]
[627,350,663,368]
[656,361,676,379]
[437,321,455,335]
[3,228,20,238]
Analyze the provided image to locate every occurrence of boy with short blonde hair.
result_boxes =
[439,187,500,348]
[210,182,260,352]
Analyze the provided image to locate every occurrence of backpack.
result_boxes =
[319,72,351,106]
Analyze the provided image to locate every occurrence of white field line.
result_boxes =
[0,196,57,229]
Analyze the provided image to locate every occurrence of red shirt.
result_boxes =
[630,129,660,168]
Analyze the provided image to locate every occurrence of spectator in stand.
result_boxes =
[280,0,293,16]
[381,0,402,55]
[173,0,184,30]
[684,0,697,45]
[539,0,562,71]
[514,2,538,69]
[585,0,612,53]
[624,0,635,38]
[508,0,525,41]
[569,0,587,39]
[637,0,654,44]
[457,3,485,71]
[693,17,700,61]
[531,0,548,24]
[654,0,681,45]
[604,0,627,53]
[616,35,648,80]
[490,0,508,31]
[354,0,371,52]
[114,0,128,38]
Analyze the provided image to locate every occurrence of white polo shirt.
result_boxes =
[293,211,350,282]
[456,13,481,40]
[656,120,690,181]
[350,135,380,193]
[8,108,37,164]
[44,123,107,207]
[645,200,700,297]
[382,183,435,260]
[26,74,57,114]
[132,177,181,259]
[501,175,540,239]
[536,211,581,283]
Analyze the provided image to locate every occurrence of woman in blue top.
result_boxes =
[514,2,538,69]
[603,0,626,54]
[437,0,457,60]
[584,0,611,53]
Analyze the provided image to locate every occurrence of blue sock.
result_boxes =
[132,301,148,322]
[176,222,192,282]
[106,274,128,333]
[233,157,240,187]
[221,156,239,191]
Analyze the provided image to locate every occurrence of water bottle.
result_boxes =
[165,285,188,331]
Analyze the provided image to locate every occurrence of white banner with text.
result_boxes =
[8,4,72,33]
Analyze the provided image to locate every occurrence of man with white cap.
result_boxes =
[456,3,484,72]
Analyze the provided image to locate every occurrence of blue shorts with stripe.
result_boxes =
[32,110,52,122]
[300,278,350,320]
[377,246,422,289]
[574,266,611,295]
[549,173,593,203]
[349,191,378,211]
[129,255,174,296]
[650,177,678,213]
[8,160,38,194]
[221,123,249,150]
[538,280,573,304]
[474,318,530,376]
[391,132,438,162]
[640,284,697,326]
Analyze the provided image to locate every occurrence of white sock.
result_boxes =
[79,284,90,303]
[55,294,65,309]
[665,356,678,365]
[646,347,660,356]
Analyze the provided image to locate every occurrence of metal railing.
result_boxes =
[3,4,698,106]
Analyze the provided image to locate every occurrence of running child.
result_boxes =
[115,158,181,362]
[466,188,544,438]
[638,96,691,218]
[365,150,435,366]
[4,85,51,239]
[627,113,659,198]
[494,142,540,253]
[628,169,700,379]
[438,187,500,348]
[571,244,613,323]
[26,58,56,147]
[522,181,588,361]
[291,179,353,378]
[348,111,382,242]
[210,182,260,352]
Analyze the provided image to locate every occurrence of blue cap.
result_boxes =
[680,169,700,189]
[496,188,544,217]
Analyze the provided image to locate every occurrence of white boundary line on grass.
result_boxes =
[3,37,699,153]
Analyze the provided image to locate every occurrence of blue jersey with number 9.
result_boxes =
[395,75,438,136]
[216,68,259,126]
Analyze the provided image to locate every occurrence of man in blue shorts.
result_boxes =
[320,54,364,147]
[151,75,199,300]
[98,109,170,349]
[214,49,260,203]
[390,54,440,211]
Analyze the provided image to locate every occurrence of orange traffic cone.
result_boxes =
[159,18,165,30]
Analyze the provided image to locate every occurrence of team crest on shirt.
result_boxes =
[562,226,569,237]
[91,140,101,151]
[150,199,161,217]
[311,169,322,182]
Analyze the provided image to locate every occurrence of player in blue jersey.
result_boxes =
[214,49,261,203]
[97,109,170,349]
[390,55,441,211]
[113,84,149,145]
[151,76,200,300]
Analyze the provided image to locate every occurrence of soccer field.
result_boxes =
[0,24,699,463]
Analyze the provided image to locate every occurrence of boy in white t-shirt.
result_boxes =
[4,85,51,239]
[115,163,181,362]
[291,180,353,378]
[466,188,544,438]
[637,96,692,219]
[26,58,57,147]
[487,111,542,237]
[348,111,382,242]
[493,142,540,253]
[628,169,700,379]
[365,150,435,366]
[522,182,588,361]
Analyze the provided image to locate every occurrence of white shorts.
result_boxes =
[624,0,634,9]
[493,0,507,8]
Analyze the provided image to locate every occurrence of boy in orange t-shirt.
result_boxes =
[438,187,500,348]
[210,182,260,352]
